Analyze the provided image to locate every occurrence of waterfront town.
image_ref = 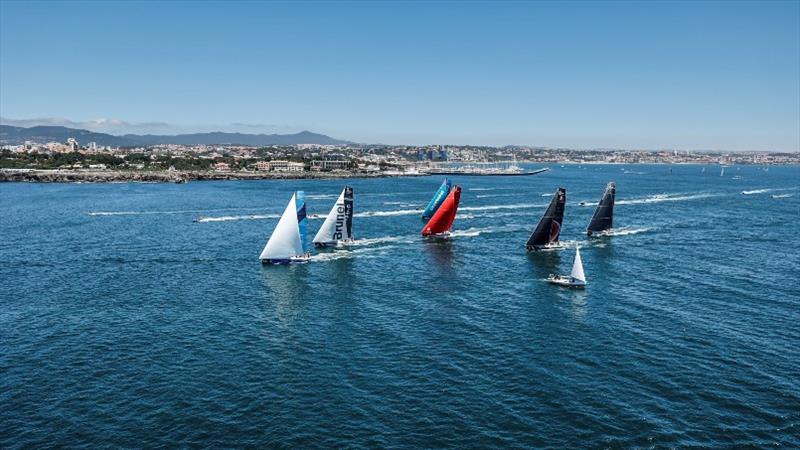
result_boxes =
[1,137,797,182]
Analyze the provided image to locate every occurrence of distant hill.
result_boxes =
[0,125,137,147]
[123,130,351,146]
[0,125,353,147]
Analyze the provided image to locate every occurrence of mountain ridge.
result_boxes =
[0,125,353,147]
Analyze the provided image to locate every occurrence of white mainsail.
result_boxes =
[313,189,347,245]
[260,193,303,260]
[570,247,586,283]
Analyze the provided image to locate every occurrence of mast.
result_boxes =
[526,187,566,250]
[260,191,305,260]
[296,191,307,253]
[422,178,452,220]
[586,181,615,236]
[422,185,461,236]
[343,186,353,240]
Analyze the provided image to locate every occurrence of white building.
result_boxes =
[267,160,304,172]
[311,160,350,171]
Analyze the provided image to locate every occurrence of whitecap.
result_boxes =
[195,214,278,223]
[616,192,722,205]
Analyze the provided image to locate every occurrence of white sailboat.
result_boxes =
[548,247,587,288]
[313,186,354,247]
[260,191,311,264]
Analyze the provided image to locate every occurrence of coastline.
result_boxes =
[0,169,427,183]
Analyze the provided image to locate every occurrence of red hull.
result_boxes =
[422,186,461,236]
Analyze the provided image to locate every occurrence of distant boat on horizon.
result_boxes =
[526,187,566,251]
[313,186,354,247]
[260,191,311,264]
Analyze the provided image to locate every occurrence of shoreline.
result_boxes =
[0,169,427,183]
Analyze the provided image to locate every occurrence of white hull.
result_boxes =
[547,275,586,288]
[261,253,311,265]
[529,241,567,251]
[314,238,356,248]
[424,231,451,239]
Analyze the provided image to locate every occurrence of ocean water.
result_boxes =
[2,164,799,448]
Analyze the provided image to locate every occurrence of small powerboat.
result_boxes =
[548,247,586,288]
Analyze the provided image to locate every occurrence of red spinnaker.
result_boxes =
[422,185,461,236]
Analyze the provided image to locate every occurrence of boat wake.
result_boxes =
[89,210,207,216]
[599,227,654,237]
[459,203,547,212]
[382,201,416,206]
[449,225,527,238]
[89,207,263,217]
[195,214,279,223]
[305,194,337,200]
[742,189,772,195]
[617,192,722,205]
[341,236,415,247]
[311,245,395,262]
[475,193,518,199]
[772,193,794,199]
[467,188,495,191]
[354,208,423,218]
[742,187,797,196]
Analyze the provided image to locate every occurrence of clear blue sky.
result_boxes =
[1,0,798,150]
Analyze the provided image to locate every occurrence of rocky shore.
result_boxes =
[0,169,426,183]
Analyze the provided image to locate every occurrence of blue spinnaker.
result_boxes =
[422,178,451,220]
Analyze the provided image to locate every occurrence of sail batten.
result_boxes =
[313,186,354,246]
[526,187,566,249]
[587,182,615,235]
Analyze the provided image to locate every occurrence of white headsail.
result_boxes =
[570,247,586,283]
[260,192,303,260]
[312,186,353,246]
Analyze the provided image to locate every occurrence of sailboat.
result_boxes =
[422,185,461,237]
[313,186,354,247]
[259,191,311,264]
[526,187,566,250]
[586,182,616,236]
[720,166,725,177]
[422,178,452,220]
[548,247,586,288]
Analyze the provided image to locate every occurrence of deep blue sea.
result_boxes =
[2,164,799,448]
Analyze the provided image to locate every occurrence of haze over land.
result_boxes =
[0,1,798,151]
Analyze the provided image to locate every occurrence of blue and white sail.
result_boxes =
[422,178,451,220]
[313,186,354,247]
[260,191,309,264]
